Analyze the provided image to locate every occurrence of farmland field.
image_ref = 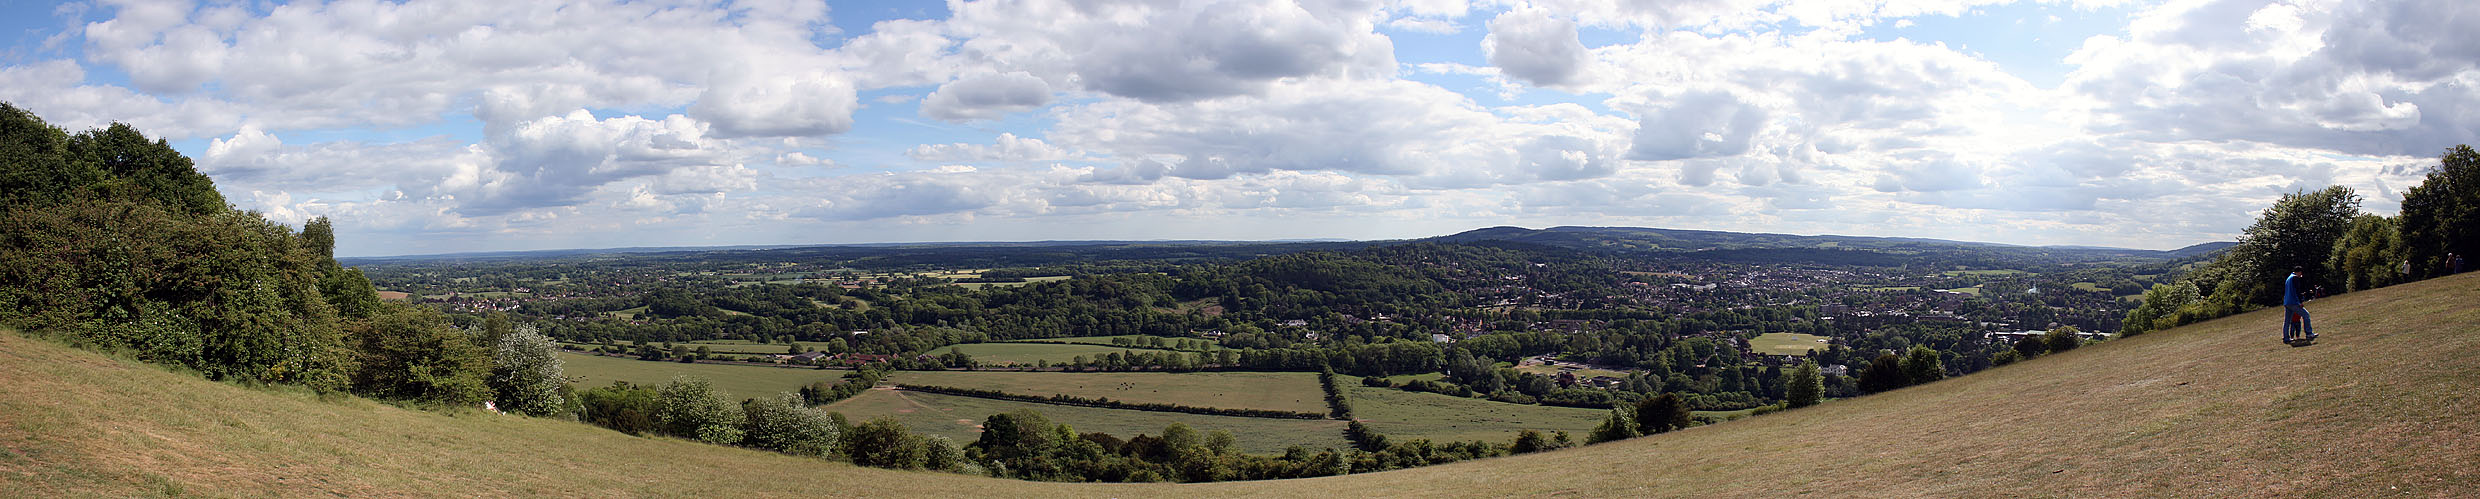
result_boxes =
[1511,363,1629,379]
[1347,385,1607,444]
[887,371,1326,413]
[679,339,833,355]
[935,343,1168,366]
[821,388,1351,455]
[955,275,1072,289]
[1016,335,1224,349]
[1750,332,1832,356]
[557,352,841,400]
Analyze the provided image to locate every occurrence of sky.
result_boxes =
[1,0,2471,257]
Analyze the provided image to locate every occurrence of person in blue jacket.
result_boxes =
[2284,267,2314,343]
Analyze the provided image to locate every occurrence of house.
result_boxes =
[791,351,827,362]
[1430,333,1455,344]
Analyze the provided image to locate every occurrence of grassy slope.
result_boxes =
[4,273,2478,497]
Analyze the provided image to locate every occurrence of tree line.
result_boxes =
[0,103,568,417]
[2120,146,2480,336]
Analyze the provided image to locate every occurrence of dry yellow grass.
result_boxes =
[3,272,2477,497]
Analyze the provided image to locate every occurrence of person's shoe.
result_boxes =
[2306,334,2318,341]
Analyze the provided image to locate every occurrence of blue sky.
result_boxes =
[2,0,2470,256]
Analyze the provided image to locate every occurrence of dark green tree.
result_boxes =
[1633,392,1691,434]
[1899,346,1944,384]
[1858,352,1908,393]
[2399,145,2479,279]
[1785,360,1823,408]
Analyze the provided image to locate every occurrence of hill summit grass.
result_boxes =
[4,273,2478,497]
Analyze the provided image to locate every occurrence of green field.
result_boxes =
[1750,332,1832,356]
[888,371,1326,414]
[1020,335,1224,350]
[1941,269,2030,277]
[936,343,1170,366]
[1511,364,1629,379]
[556,352,840,400]
[1346,385,1608,444]
[821,388,1350,455]
[677,339,832,355]
[1941,286,1983,295]
[603,305,648,319]
[955,275,1073,289]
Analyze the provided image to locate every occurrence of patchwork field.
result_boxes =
[1346,385,1608,444]
[1749,332,1832,356]
[936,342,1167,366]
[820,388,1351,455]
[888,371,1327,414]
[556,352,839,400]
[9,273,2476,496]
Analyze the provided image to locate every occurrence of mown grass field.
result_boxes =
[4,272,2476,497]
[1019,335,1225,350]
[955,275,1072,289]
[1748,332,1831,356]
[888,371,1327,414]
[679,339,833,355]
[557,352,839,400]
[1346,385,1609,445]
[820,388,1350,455]
[936,342,1165,366]
[1509,364,1629,379]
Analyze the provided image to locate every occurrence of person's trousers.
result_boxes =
[2284,304,2313,339]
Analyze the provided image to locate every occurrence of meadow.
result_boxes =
[556,352,839,400]
[821,388,1351,455]
[1346,385,1609,444]
[935,342,1162,366]
[1749,332,1832,356]
[888,370,1327,413]
[1018,335,1225,350]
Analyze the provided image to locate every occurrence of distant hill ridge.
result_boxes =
[348,225,2224,267]
[5,273,2473,496]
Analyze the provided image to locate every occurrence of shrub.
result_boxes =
[489,324,567,417]
[741,393,838,457]
[655,376,744,445]
[844,417,928,469]
[1586,406,1639,444]
[577,382,660,435]
[2045,326,2084,353]
[350,307,491,407]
